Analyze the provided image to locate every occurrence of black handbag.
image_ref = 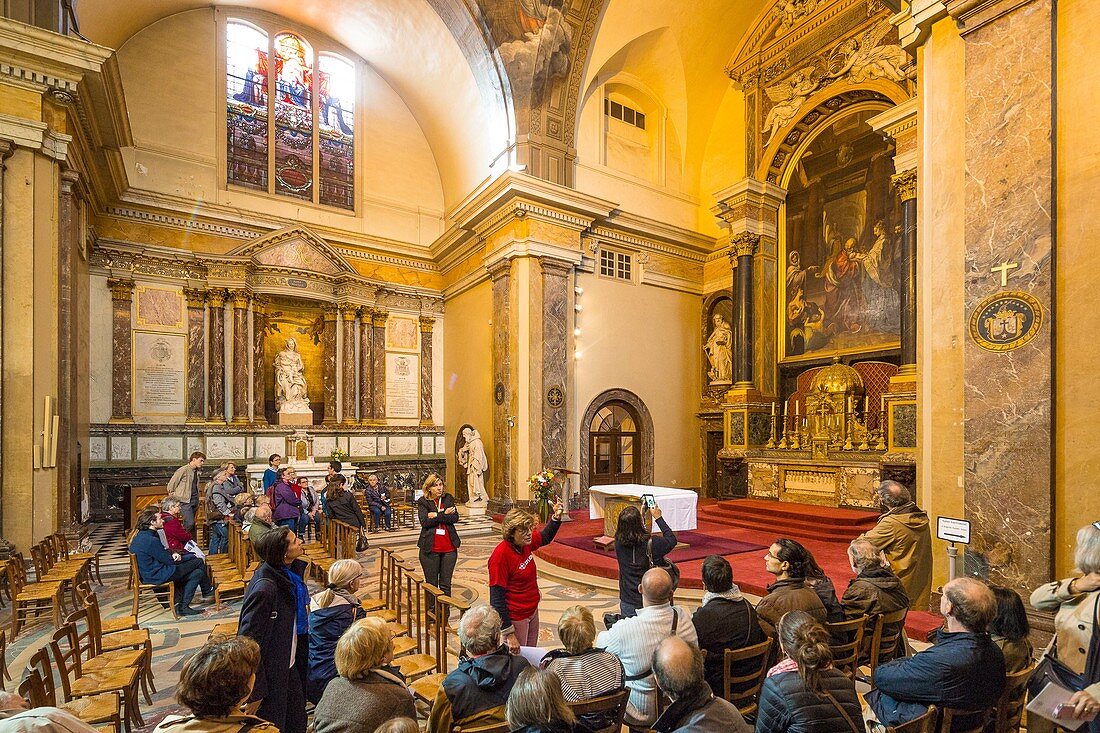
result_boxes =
[355,531,370,552]
[648,538,681,590]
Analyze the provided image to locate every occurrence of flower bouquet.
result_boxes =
[330,447,349,462]
[528,469,557,522]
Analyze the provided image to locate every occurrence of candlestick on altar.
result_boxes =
[795,400,800,417]
[771,401,776,416]
[765,410,777,449]
[864,396,869,420]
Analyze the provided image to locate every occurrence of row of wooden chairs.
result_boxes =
[8,534,99,639]
[886,662,1033,733]
[453,688,632,733]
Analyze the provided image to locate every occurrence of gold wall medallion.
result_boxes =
[969,291,1043,352]
[546,386,565,408]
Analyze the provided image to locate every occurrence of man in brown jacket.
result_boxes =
[858,481,932,610]
[167,451,206,535]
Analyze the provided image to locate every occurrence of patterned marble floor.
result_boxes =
[0,516,623,729]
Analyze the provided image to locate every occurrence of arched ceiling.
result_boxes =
[582,0,768,196]
[76,0,512,210]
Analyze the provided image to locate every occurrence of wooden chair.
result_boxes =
[0,557,10,608]
[7,552,63,638]
[49,626,144,732]
[867,608,909,677]
[22,647,123,731]
[52,532,103,586]
[0,627,9,683]
[66,606,154,704]
[209,621,240,639]
[128,553,177,621]
[938,706,994,733]
[567,688,631,733]
[887,704,938,733]
[389,485,416,528]
[76,583,139,636]
[453,721,510,733]
[391,558,437,680]
[409,582,453,704]
[824,615,867,680]
[721,637,773,720]
[992,665,1035,733]
[82,591,156,683]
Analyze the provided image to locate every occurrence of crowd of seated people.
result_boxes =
[112,482,1100,733]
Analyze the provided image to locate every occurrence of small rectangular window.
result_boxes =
[598,248,633,283]
[623,107,635,126]
[610,100,623,120]
[635,112,646,130]
[599,249,616,277]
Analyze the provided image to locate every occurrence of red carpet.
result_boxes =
[532,500,943,641]
[556,523,766,562]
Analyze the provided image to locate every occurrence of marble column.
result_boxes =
[894,170,918,371]
[252,297,267,424]
[949,0,1054,593]
[206,289,226,422]
[370,310,387,424]
[340,306,357,423]
[108,278,134,423]
[419,316,435,427]
[488,260,513,510]
[0,141,10,549]
[730,233,760,389]
[540,259,571,470]
[322,307,338,424]
[229,290,251,423]
[183,288,206,422]
[358,309,373,423]
[57,169,80,528]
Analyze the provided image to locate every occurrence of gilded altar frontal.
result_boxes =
[0,0,1094,614]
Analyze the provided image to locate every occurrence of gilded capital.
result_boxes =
[340,305,357,321]
[183,288,206,309]
[206,289,226,308]
[892,170,917,202]
[419,315,435,334]
[323,306,339,322]
[359,307,373,324]
[486,258,512,282]
[229,289,251,309]
[107,278,134,301]
[729,232,761,260]
[372,310,389,328]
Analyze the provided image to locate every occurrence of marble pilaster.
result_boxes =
[183,288,206,422]
[229,290,251,423]
[951,0,1054,593]
[322,307,338,424]
[108,279,134,423]
[540,258,571,470]
[730,233,759,389]
[358,309,373,423]
[488,260,513,510]
[252,298,267,424]
[894,171,918,372]
[340,306,357,423]
[206,290,226,422]
[57,169,80,528]
[419,316,435,426]
[0,141,10,547]
[370,310,387,424]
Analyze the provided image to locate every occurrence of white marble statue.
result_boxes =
[704,313,734,385]
[274,337,311,414]
[827,22,911,84]
[458,426,488,506]
[762,66,819,144]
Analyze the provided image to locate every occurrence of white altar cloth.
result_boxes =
[589,484,698,532]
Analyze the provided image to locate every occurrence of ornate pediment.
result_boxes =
[227,227,355,277]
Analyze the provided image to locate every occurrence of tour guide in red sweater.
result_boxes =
[488,497,565,653]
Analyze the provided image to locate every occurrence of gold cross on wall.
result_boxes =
[991,261,1019,287]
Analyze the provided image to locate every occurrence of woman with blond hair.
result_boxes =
[416,473,461,604]
[506,668,577,733]
[307,558,367,702]
[313,618,415,733]
[541,606,624,732]
[153,635,277,733]
[489,499,564,654]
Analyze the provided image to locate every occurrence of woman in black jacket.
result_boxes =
[416,473,460,601]
[615,504,676,617]
[755,611,863,733]
[325,475,366,529]
[237,525,310,733]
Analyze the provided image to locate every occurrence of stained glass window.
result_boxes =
[318,54,355,209]
[226,20,356,211]
[226,22,269,190]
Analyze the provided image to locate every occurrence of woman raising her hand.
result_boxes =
[489,497,565,654]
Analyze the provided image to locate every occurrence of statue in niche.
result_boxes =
[704,313,734,385]
[457,426,488,506]
[274,337,311,414]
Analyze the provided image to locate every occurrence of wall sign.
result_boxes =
[969,291,1043,352]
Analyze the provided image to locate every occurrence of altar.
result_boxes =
[589,484,698,532]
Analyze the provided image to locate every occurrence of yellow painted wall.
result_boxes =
[573,273,702,489]
[1054,0,1100,576]
[115,9,445,248]
[441,281,494,493]
[698,86,748,236]
[917,17,966,592]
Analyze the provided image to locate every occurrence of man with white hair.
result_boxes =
[841,538,909,659]
[428,603,530,733]
[858,480,932,609]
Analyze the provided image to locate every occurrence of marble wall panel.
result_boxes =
[313,435,337,457]
[729,412,746,445]
[359,313,372,421]
[89,437,107,462]
[254,436,284,460]
[376,437,388,456]
[389,436,419,455]
[207,295,226,420]
[322,312,338,423]
[421,436,434,454]
[435,436,446,454]
[111,285,133,420]
[350,436,377,456]
[371,314,387,421]
[186,436,204,457]
[341,312,356,422]
[186,302,205,419]
[892,404,917,449]
[541,260,570,470]
[110,439,132,461]
[253,307,266,423]
[419,319,434,425]
[136,437,183,461]
[961,0,1054,593]
[748,411,771,446]
[207,436,246,460]
[490,264,513,501]
[231,299,250,421]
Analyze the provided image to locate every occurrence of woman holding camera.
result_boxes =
[614,503,676,618]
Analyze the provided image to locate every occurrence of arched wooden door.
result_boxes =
[588,401,641,486]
